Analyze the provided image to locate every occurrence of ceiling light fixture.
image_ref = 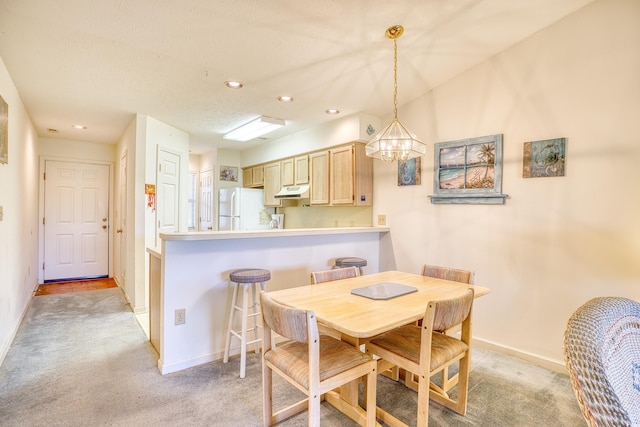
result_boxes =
[277,95,293,103]
[72,125,87,130]
[365,25,427,162]
[325,108,340,115]
[224,80,244,89]
[223,116,285,141]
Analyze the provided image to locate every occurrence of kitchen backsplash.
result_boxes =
[279,206,373,229]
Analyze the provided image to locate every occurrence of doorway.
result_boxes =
[43,160,110,282]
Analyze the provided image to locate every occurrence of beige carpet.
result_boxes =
[0,287,584,426]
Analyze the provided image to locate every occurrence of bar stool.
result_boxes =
[223,268,271,378]
[334,257,367,275]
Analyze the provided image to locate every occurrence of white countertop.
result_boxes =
[160,226,390,241]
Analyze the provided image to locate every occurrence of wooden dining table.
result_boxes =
[267,270,491,426]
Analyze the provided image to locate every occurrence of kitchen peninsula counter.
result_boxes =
[151,226,391,375]
[160,226,389,241]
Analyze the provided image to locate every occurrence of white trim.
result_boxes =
[473,337,568,375]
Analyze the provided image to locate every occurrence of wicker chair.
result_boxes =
[563,297,640,427]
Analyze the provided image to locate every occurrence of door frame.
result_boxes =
[38,156,115,285]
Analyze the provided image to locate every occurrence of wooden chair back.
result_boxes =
[422,264,473,284]
[310,266,359,284]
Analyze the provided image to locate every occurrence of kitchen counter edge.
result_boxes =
[160,226,390,241]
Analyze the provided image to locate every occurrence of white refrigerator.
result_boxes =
[218,187,269,231]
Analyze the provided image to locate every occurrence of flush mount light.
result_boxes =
[224,80,244,89]
[365,25,427,162]
[72,125,87,130]
[277,95,294,103]
[325,108,340,115]
[223,116,285,141]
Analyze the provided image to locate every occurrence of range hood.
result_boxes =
[274,184,310,199]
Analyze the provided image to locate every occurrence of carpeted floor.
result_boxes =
[0,287,585,426]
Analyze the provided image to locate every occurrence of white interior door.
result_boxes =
[44,160,110,281]
[156,147,180,246]
[199,168,214,231]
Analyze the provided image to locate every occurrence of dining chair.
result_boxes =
[421,264,473,284]
[404,263,474,391]
[365,289,474,427]
[310,266,360,284]
[563,296,640,427]
[260,291,377,427]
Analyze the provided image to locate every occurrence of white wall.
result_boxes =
[114,115,190,313]
[373,0,640,370]
[0,57,40,363]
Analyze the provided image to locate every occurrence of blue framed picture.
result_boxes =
[398,157,421,186]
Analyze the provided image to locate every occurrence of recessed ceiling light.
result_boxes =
[224,80,244,89]
[72,125,87,130]
[277,95,294,103]
[326,109,340,115]
[47,128,59,134]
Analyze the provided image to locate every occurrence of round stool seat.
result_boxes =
[230,268,271,284]
[335,257,367,268]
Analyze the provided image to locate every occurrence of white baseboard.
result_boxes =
[0,283,39,367]
[473,337,568,375]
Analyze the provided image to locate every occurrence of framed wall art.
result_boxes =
[219,166,238,182]
[523,137,566,178]
[0,95,7,165]
[398,157,421,186]
[429,134,508,204]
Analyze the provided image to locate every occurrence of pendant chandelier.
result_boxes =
[366,25,427,162]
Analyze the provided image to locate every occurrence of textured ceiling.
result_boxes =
[0,0,593,153]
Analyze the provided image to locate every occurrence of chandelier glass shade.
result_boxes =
[366,25,427,162]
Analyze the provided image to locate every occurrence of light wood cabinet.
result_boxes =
[330,143,373,206]
[309,151,329,205]
[294,155,309,184]
[281,158,294,186]
[252,166,264,187]
[242,168,253,187]
[263,161,282,207]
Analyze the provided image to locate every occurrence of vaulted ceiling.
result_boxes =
[0,0,593,153]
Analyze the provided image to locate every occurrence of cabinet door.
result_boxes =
[330,145,354,205]
[252,166,264,186]
[309,151,329,205]
[294,155,309,184]
[263,162,281,207]
[281,158,294,186]
[242,168,253,187]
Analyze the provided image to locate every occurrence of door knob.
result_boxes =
[102,225,107,230]
[116,228,123,233]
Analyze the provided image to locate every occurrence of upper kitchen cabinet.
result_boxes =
[330,143,373,206]
[263,161,282,207]
[281,158,294,186]
[242,168,253,187]
[309,151,329,205]
[243,165,264,188]
[294,155,309,185]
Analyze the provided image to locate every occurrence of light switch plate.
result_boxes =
[0,205,3,221]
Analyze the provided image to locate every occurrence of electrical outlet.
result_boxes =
[175,308,186,325]
[377,214,386,226]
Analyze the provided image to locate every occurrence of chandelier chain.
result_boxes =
[393,38,398,120]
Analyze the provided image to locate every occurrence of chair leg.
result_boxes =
[365,365,377,427]
[223,282,240,363]
[251,282,261,354]
[262,362,273,427]
[308,389,321,427]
